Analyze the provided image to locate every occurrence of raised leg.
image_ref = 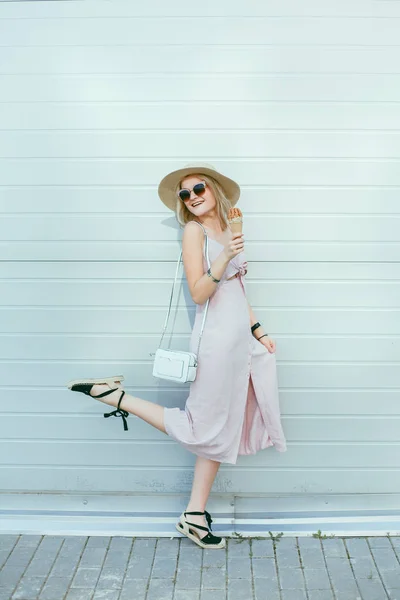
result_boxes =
[88,383,167,434]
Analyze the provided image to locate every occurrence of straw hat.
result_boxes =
[158,162,240,211]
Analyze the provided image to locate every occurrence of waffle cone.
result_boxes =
[230,221,242,233]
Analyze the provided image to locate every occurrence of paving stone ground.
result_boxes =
[1,534,400,600]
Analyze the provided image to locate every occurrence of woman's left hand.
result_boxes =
[257,335,276,353]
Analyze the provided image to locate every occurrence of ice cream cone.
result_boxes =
[228,207,243,233]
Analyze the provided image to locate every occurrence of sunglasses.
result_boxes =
[177,181,207,203]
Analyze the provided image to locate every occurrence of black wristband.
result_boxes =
[207,268,220,283]
[256,334,268,341]
[251,322,261,333]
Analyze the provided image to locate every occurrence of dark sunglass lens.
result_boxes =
[193,183,206,196]
[179,189,191,201]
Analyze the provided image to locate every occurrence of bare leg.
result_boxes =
[89,382,166,434]
[183,456,221,537]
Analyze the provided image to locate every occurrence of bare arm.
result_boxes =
[247,299,258,328]
[182,222,231,305]
[247,299,268,339]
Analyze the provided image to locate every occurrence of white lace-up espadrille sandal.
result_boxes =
[176,510,226,549]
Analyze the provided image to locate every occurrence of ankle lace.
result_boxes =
[103,390,129,431]
[184,510,213,531]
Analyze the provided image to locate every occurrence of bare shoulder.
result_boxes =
[182,221,204,246]
[183,220,203,235]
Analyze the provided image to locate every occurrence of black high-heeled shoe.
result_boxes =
[176,510,226,549]
[67,376,129,431]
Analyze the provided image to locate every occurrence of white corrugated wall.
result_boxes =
[0,0,399,535]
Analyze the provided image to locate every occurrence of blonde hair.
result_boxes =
[175,174,232,230]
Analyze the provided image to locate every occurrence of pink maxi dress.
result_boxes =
[163,221,287,464]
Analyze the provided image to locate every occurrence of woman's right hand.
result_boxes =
[222,232,245,261]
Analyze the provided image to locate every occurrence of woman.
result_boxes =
[67,162,287,550]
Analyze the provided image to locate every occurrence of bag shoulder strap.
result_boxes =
[157,222,211,355]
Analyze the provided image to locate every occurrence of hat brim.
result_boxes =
[158,165,240,211]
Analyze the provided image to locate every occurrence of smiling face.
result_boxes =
[179,174,217,217]
[175,172,231,232]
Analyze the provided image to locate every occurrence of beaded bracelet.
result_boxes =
[207,268,220,283]
[256,334,268,341]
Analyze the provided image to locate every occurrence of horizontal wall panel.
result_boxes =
[1,389,399,416]
[2,261,400,280]
[2,466,399,495]
[1,307,399,335]
[0,441,189,468]
[1,187,400,215]
[1,47,400,75]
[0,414,169,442]
[1,215,398,242]
[4,102,400,131]
[5,131,400,159]
[1,18,400,47]
[0,414,397,444]
[0,362,398,389]
[1,334,399,362]
[3,159,400,186]
[2,242,400,262]
[1,441,399,469]
[2,75,400,102]
[1,280,399,308]
[2,0,400,19]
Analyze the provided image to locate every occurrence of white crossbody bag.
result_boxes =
[151,225,211,383]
